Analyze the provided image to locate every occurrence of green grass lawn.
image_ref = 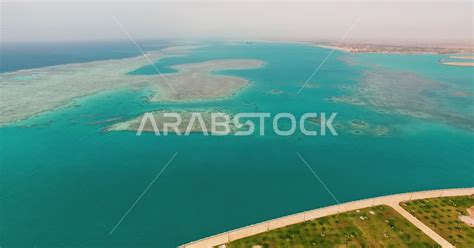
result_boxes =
[401,195,474,248]
[226,205,439,248]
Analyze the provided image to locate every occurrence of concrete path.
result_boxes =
[389,203,453,248]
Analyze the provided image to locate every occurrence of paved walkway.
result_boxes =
[180,188,473,248]
[389,203,453,248]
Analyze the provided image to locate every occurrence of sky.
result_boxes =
[1,0,473,44]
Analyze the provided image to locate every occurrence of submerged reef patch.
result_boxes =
[267,89,285,95]
[107,110,236,135]
[147,59,264,102]
[328,67,474,131]
[350,119,369,128]
[0,47,263,125]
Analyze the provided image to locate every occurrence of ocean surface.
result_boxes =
[1,41,473,247]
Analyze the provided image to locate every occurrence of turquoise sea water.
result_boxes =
[1,41,473,247]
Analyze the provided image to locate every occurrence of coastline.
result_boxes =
[314,44,351,52]
[313,42,473,55]
[241,39,473,55]
[180,188,474,248]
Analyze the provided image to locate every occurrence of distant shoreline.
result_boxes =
[248,39,473,55]
[313,42,474,55]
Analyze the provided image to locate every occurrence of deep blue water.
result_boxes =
[0,40,174,73]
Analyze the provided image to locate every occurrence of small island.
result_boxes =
[441,56,474,67]
[107,110,235,135]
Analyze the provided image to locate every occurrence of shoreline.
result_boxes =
[180,187,474,248]
[313,43,474,55]
[239,39,473,55]
[314,44,351,53]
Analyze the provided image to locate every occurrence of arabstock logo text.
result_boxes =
[136,112,338,136]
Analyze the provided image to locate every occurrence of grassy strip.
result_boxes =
[401,195,474,248]
[226,205,438,248]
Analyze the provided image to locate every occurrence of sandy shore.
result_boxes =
[442,62,474,67]
[443,55,474,66]
[314,44,351,52]
[449,55,474,60]
[0,46,263,125]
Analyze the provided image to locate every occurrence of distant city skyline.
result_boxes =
[2,1,473,44]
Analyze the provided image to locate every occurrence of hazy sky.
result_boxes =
[2,1,473,44]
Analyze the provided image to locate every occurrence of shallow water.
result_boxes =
[1,41,473,247]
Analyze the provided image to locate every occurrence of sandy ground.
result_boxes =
[0,46,263,125]
[442,62,474,67]
[458,215,474,227]
[449,56,474,60]
[459,206,474,227]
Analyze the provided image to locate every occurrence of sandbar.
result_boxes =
[442,62,474,67]
[449,55,474,60]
